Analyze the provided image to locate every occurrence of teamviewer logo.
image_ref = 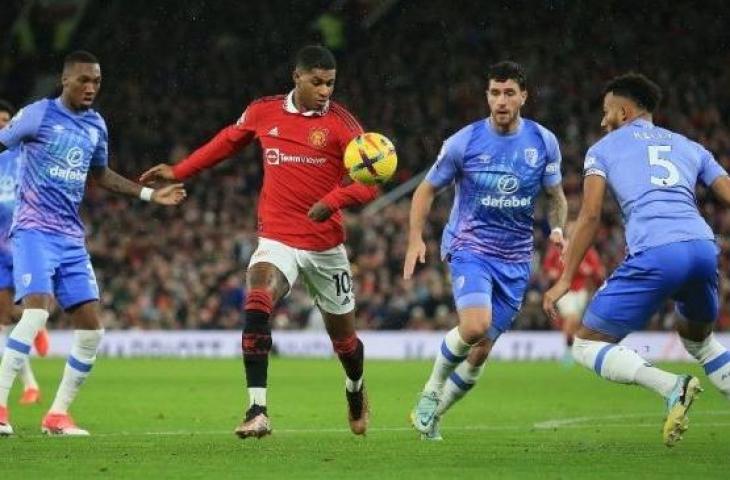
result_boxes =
[265,148,280,165]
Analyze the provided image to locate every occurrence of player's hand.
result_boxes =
[550,228,568,252]
[140,164,176,185]
[542,278,571,322]
[550,229,569,263]
[403,237,426,280]
[308,201,334,222]
[151,183,187,205]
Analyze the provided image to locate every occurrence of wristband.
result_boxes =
[140,187,154,202]
[551,227,564,237]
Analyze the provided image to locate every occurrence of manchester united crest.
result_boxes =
[308,128,329,149]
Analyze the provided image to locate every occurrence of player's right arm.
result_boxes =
[543,147,608,320]
[0,101,47,154]
[403,135,463,280]
[403,180,437,280]
[140,104,258,184]
[698,144,730,205]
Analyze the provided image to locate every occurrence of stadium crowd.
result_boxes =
[1,1,729,331]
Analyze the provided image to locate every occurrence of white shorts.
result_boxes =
[556,289,590,318]
[248,237,355,315]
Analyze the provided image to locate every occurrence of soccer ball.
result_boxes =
[344,132,398,185]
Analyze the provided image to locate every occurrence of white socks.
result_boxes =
[0,309,49,406]
[1,325,38,391]
[346,377,363,393]
[49,329,104,414]
[248,387,266,407]
[572,337,679,398]
[424,328,471,394]
[682,334,730,399]
[436,360,485,417]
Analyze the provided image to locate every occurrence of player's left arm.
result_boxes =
[90,166,186,205]
[308,114,378,222]
[544,183,568,248]
[309,181,379,222]
[543,175,605,320]
[541,128,567,248]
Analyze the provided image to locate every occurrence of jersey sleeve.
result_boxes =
[332,104,364,151]
[234,102,259,135]
[172,102,259,180]
[425,128,469,188]
[0,100,47,149]
[583,144,609,178]
[540,128,563,188]
[90,117,109,167]
[696,143,726,186]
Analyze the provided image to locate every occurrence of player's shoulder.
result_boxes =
[522,118,558,147]
[15,98,51,120]
[84,108,108,131]
[249,94,287,109]
[328,100,362,131]
[587,129,621,157]
[447,121,479,147]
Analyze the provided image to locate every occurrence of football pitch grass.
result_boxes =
[2,358,729,479]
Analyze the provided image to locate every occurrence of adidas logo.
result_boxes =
[267,127,279,137]
[340,296,351,306]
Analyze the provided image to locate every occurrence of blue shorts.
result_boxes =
[0,251,12,290]
[585,240,719,340]
[12,229,99,310]
[448,250,531,341]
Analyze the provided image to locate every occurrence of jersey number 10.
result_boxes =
[648,145,679,187]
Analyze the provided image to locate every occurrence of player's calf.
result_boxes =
[681,334,730,400]
[332,334,368,435]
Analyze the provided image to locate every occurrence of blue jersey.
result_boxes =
[584,118,726,255]
[0,148,21,255]
[426,118,562,262]
[0,97,108,240]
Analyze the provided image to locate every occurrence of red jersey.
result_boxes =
[543,244,604,291]
[173,92,378,251]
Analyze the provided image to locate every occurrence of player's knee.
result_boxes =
[459,323,488,345]
[245,288,274,315]
[332,334,362,357]
[73,329,104,357]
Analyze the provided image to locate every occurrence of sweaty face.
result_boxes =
[293,68,335,111]
[62,62,102,110]
[600,92,626,133]
[486,79,526,130]
[0,111,10,129]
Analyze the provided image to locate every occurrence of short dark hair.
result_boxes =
[0,99,15,116]
[295,45,336,71]
[487,61,527,90]
[603,73,662,112]
[63,50,99,69]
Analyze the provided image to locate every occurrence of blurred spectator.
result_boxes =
[1,1,729,331]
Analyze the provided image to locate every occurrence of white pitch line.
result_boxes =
[533,410,730,429]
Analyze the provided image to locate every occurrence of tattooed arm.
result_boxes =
[90,166,186,205]
[544,183,568,232]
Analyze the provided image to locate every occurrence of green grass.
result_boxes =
[2,358,729,479]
